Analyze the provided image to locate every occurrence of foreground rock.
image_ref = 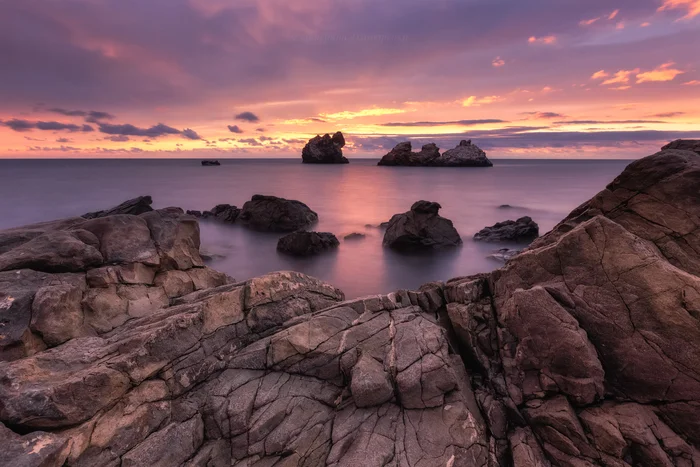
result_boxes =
[82,196,154,219]
[3,142,700,466]
[474,216,539,242]
[383,201,462,251]
[662,138,700,153]
[301,131,348,164]
[378,140,492,167]
[237,195,318,232]
[277,231,339,256]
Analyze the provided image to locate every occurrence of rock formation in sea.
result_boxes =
[82,195,154,219]
[192,204,241,224]
[383,200,462,251]
[201,160,221,166]
[2,142,700,466]
[474,216,540,242]
[277,231,340,256]
[237,194,319,232]
[301,131,349,164]
[378,140,493,167]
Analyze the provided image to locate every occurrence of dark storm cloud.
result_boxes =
[181,128,202,140]
[381,119,506,127]
[228,125,243,134]
[236,112,260,123]
[1,118,94,132]
[98,122,181,138]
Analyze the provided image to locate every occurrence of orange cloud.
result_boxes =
[640,22,651,27]
[580,17,599,26]
[461,95,504,107]
[591,70,610,80]
[492,57,506,67]
[528,35,557,45]
[658,0,700,19]
[635,62,684,83]
[602,69,640,85]
[320,107,407,120]
[684,80,700,85]
[610,86,632,91]
[616,21,625,29]
[608,9,620,20]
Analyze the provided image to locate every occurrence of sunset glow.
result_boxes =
[0,0,699,159]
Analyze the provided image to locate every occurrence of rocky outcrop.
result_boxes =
[201,160,221,166]
[474,216,539,243]
[83,196,154,219]
[662,139,700,153]
[3,142,700,466]
[378,140,492,167]
[441,140,493,167]
[277,231,339,256]
[383,201,462,251]
[237,195,318,232]
[301,131,348,164]
[193,204,241,224]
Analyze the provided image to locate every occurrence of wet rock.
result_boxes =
[383,201,462,251]
[474,216,539,243]
[237,195,318,232]
[199,204,240,223]
[441,140,493,167]
[302,131,348,164]
[201,160,220,166]
[277,231,339,256]
[83,196,154,219]
[343,232,366,241]
[488,248,522,263]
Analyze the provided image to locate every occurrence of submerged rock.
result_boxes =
[201,160,221,166]
[474,216,539,243]
[200,204,240,223]
[237,194,318,232]
[378,140,492,167]
[3,141,700,467]
[488,248,522,263]
[301,131,348,164]
[82,196,154,219]
[343,232,366,241]
[277,231,339,256]
[383,201,462,251]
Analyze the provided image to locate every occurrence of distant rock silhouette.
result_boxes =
[378,140,492,167]
[277,231,339,256]
[302,131,348,164]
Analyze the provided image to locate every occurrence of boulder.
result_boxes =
[301,131,348,164]
[196,204,240,223]
[441,140,493,167]
[473,216,539,243]
[662,139,700,153]
[383,201,462,251]
[82,196,154,219]
[378,140,492,167]
[277,231,339,256]
[0,230,103,273]
[343,232,366,241]
[237,195,318,232]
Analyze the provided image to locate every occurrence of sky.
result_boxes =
[1,0,699,159]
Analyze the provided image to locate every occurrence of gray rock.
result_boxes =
[383,201,462,251]
[378,140,492,167]
[197,204,240,223]
[237,195,318,232]
[302,131,348,164]
[441,140,493,167]
[343,232,366,241]
[0,230,103,273]
[488,248,522,263]
[473,216,539,243]
[83,196,154,219]
[277,231,339,256]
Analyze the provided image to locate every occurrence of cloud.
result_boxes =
[105,135,130,142]
[601,69,640,85]
[521,111,567,119]
[235,111,260,122]
[683,80,700,85]
[381,119,506,127]
[48,108,115,123]
[320,108,407,120]
[462,96,504,107]
[0,118,93,132]
[658,0,700,19]
[580,18,600,26]
[181,128,202,140]
[98,122,181,138]
[591,70,610,80]
[238,138,263,146]
[635,62,684,83]
[56,138,72,143]
[256,128,265,132]
[651,112,685,117]
[554,119,668,125]
[528,35,557,45]
[227,125,243,133]
[608,9,620,20]
[492,57,505,67]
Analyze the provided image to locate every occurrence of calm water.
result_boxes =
[0,158,629,298]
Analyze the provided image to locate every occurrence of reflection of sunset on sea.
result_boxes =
[0,0,699,159]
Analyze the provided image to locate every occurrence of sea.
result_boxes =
[0,158,630,298]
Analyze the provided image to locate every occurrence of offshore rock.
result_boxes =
[237,194,318,232]
[277,231,339,256]
[383,201,462,251]
[473,216,539,243]
[378,140,492,167]
[301,131,348,164]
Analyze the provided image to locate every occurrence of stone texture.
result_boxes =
[383,201,462,251]
[277,231,339,256]
[195,204,240,223]
[378,140,492,167]
[474,216,539,243]
[237,195,319,232]
[301,131,348,164]
[0,230,103,273]
[82,196,154,219]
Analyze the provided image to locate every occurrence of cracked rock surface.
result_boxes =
[2,143,700,466]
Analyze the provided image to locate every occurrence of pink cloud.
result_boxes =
[636,62,685,83]
[528,35,557,45]
[658,0,700,19]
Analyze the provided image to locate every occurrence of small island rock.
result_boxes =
[302,131,348,164]
[378,140,492,167]
[238,195,318,232]
[277,231,340,256]
[474,216,539,243]
[82,196,154,219]
[383,201,462,251]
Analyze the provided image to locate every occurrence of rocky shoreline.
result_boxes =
[1,141,700,466]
